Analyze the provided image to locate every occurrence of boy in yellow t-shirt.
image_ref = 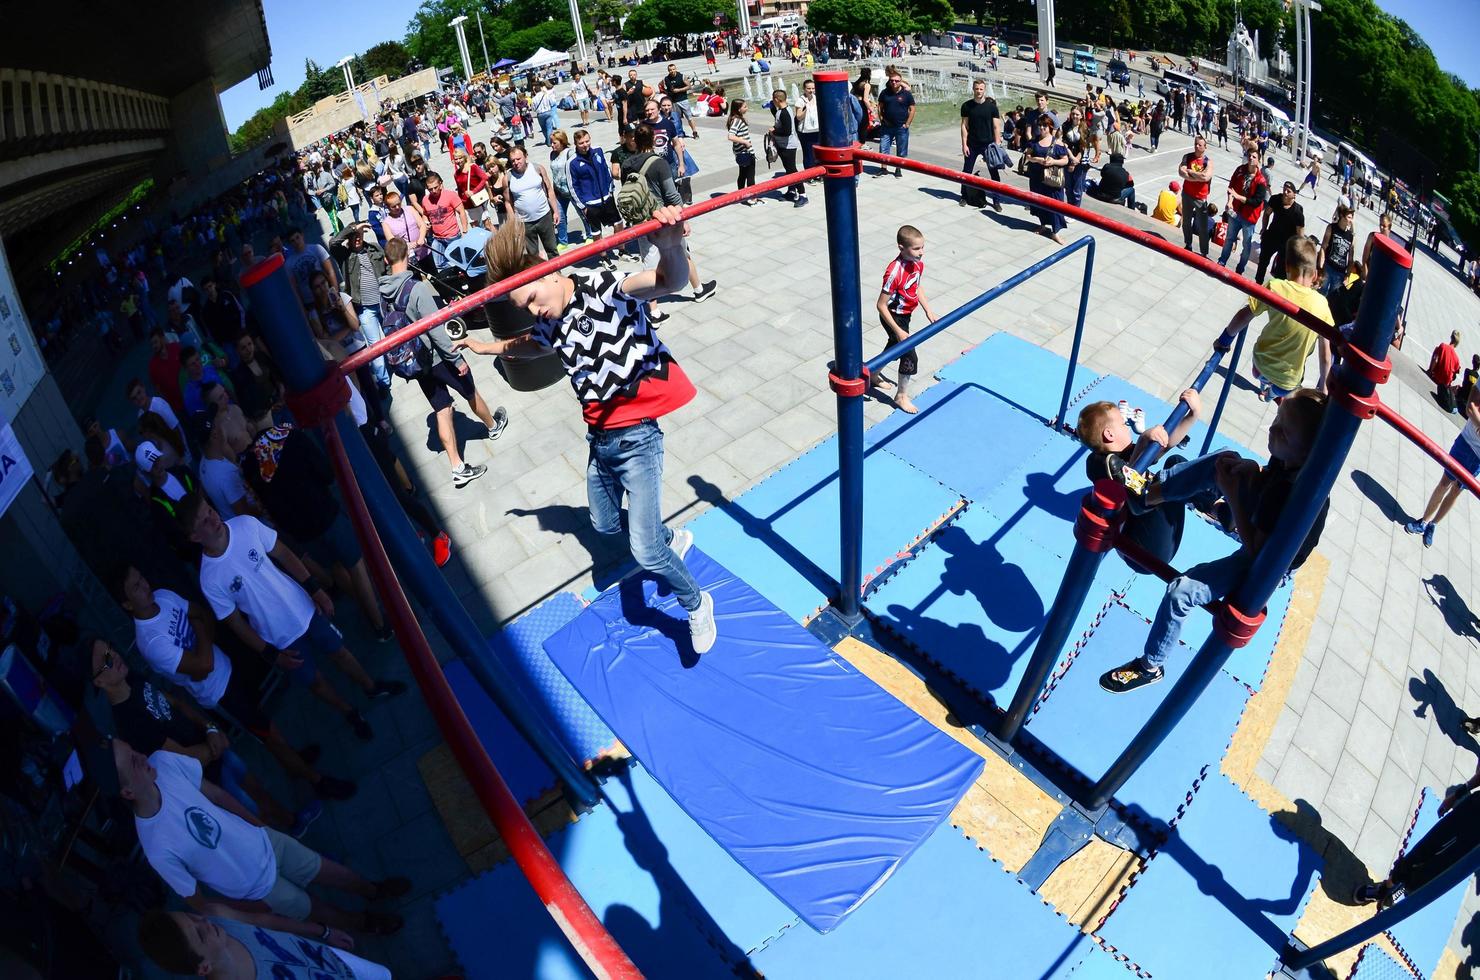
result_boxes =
[1214,236,1333,401]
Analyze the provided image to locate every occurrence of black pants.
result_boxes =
[881,312,916,376]
[1391,790,1480,894]
[799,131,821,170]
[777,147,804,197]
[1255,234,1288,285]
[736,156,756,190]
[963,142,1002,205]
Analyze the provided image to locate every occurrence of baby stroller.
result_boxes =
[424,229,564,392]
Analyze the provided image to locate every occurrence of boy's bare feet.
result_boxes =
[896,396,919,414]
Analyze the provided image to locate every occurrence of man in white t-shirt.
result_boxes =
[194,405,270,522]
[113,740,407,933]
[127,377,188,453]
[285,229,337,309]
[138,909,391,979]
[112,565,357,801]
[180,495,404,741]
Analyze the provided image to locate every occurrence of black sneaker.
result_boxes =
[1464,716,1480,735]
[1351,882,1383,906]
[692,280,717,303]
[314,774,358,800]
[487,406,509,440]
[451,462,486,488]
[369,679,407,701]
[650,308,671,323]
[1099,658,1164,694]
[1105,453,1154,514]
[346,708,374,740]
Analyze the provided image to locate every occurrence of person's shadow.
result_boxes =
[1423,575,1480,647]
[421,410,493,458]
[1274,798,1376,906]
[1409,668,1480,756]
[1349,470,1405,523]
[601,764,760,978]
[505,504,632,586]
[615,572,702,669]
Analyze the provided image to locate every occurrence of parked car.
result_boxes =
[1107,58,1131,85]
[1016,44,1036,61]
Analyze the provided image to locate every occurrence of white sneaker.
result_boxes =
[688,590,716,655]
[669,527,694,560]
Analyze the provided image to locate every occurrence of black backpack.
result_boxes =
[380,277,432,379]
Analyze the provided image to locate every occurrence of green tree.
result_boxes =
[622,0,730,39]
[358,41,413,79]
[1448,171,1480,250]
[502,20,580,61]
[404,0,489,75]
[585,0,628,37]
[900,0,954,33]
[806,0,906,37]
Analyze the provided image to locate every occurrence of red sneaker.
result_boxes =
[433,532,453,568]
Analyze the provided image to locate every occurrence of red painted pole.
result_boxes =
[322,418,642,980]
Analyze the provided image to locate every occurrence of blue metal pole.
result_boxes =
[1199,326,1247,457]
[239,255,599,808]
[1280,838,1480,970]
[1130,346,1228,471]
[816,69,864,622]
[1056,238,1096,428]
[1086,236,1412,810]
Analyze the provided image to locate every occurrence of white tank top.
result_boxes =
[507,164,551,222]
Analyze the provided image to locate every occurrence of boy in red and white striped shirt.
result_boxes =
[874,225,938,414]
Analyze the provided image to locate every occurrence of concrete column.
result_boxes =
[1036,0,1057,85]
[162,78,230,183]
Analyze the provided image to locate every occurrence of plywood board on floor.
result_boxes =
[418,742,577,874]
[832,636,1059,873]
[1038,837,1142,931]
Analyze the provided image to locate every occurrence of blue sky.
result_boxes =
[1373,0,1480,87]
[219,0,445,130]
[219,0,1480,131]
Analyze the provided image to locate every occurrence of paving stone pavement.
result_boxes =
[91,54,1476,973]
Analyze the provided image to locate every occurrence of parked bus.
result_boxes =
[1157,67,1216,104]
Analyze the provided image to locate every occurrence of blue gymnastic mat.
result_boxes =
[1096,772,1320,979]
[1025,604,1250,827]
[1350,944,1413,980]
[977,436,1108,560]
[435,763,792,979]
[865,383,1064,503]
[442,659,556,806]
[686,436,961,621]
[752,822,1096,979]
[936,331,1101,422]
[1386,790,1470,979]
[542,548,984,934]
[1118,517,1295,692]
[487,592,617,764]
[1063,945,1146,979]
[866,505,1134,708]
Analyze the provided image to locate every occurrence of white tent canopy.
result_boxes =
[517,47,570,70]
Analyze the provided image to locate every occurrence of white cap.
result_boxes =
[134,440,162,474]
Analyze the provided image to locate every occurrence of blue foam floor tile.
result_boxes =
[1385,790,1471,979]
[1069,375,1172,422]
[487,592,616,764]
[753,823,1096,979]
[1065,944,1144,979]
[1118,519,1295,692]
[977,436,1108,560]
[864,383,1062,502]
[866,506,1133,708]
[936,331,1101,422]
[1350,943,1412,980]
[542,548,984,933]
[1025,604,1250,826]
[687,436,961,621]
[1096,772,1321,979]
[436,764,790,980]
[442,659,557,806]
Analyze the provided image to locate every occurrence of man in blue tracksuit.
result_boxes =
[568,129,621,270]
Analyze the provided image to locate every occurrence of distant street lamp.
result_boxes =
[335,56,356,94]
[449,15,474,82]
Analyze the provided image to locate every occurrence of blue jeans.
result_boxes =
[587,420,701,611]
[1144,551,1251,667]
[1219,213,1258,273]
[879,126,910,169]
[539,110,557,145]
[354,304,391,387]
[554,190,572,246]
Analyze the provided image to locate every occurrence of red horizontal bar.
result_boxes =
[852,147,1353,351]
[338,166,823,377]
[1373,399,1480,499]
[321,421,642,980]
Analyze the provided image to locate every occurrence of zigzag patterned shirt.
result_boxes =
[533,269,695,428]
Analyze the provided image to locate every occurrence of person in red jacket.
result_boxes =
[1428,330,1462,411]
[147,328,185,413]
[1217,146,1269,277]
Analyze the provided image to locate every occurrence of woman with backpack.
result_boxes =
[768,90,807,208]
[617,123,717,314]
